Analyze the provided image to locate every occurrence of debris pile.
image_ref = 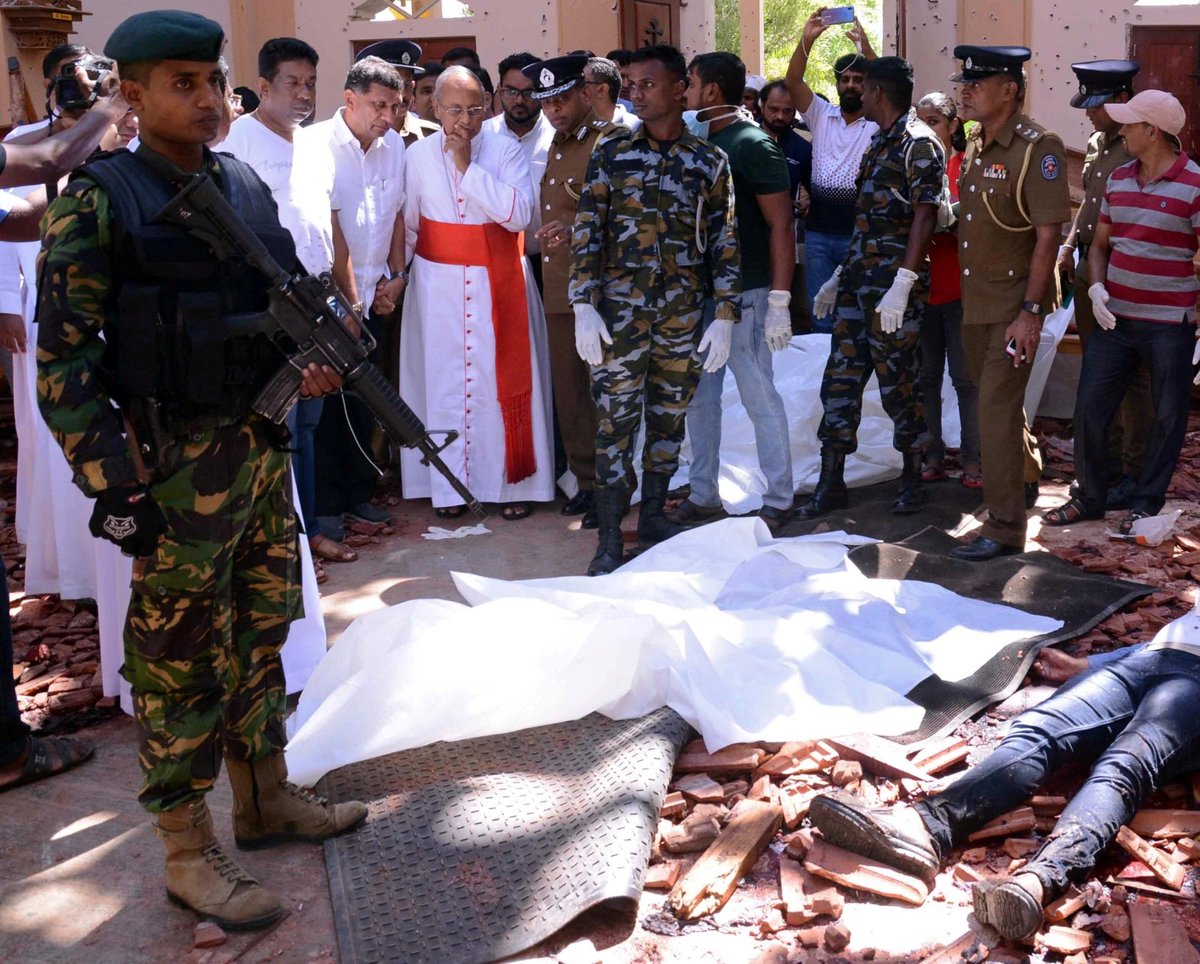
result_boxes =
[647,733,1200,960]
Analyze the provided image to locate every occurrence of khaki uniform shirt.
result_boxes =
[958,112,1072,326]
[540,109,624,314]
[1075,129,1131,248]
[397,112,440,149]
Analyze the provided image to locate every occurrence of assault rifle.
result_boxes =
[151,167,486,520]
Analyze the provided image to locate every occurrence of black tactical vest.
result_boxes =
[78,147,298,420]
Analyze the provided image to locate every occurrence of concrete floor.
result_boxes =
[0,495,620,962]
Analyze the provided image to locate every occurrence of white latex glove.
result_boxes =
[765,290,792,352]
[573,303,612,365]
[812,265,841,320]
[1088,282,1117,331]
[877,267,919,334]
[1192,336,1200,385]
[698,318,734,373]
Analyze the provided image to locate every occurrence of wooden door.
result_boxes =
[1130,26,1200,162]
[619,0,681,50]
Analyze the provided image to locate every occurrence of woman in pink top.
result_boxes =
[916,92,981,488]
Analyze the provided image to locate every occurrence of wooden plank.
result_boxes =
[779,857,811,925]
[1129,900,1200,964]
[674,741,767,774]
[644,861,681,890]
[966,807,1037,842]
[826,734,934,782]
[1130,808,1200,838]
[1043,886,1086,924]
[1115,825,1184,890]
[1105,876,1190,900]
[802,836,929,906]
[909,736,969,776]
[666,799,783,919]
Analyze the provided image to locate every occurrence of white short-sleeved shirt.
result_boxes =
[308,108,407,302]
[800,96,878,235]
[218,113,335,275]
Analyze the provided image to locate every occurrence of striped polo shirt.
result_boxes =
[1099,151,1200,324]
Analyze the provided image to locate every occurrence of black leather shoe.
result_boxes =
[561,490,594,516]
[809,793,940,882]
[949,537,1022,562]
[580,506,598,529]
[1024,481,1039,510]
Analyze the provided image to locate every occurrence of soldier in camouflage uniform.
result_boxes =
[36,11,365,931]
[569,44,740,576]
[800,57,943,520]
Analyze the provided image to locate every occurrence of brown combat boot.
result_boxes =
[226,752,368,850]
[155,798,284,930]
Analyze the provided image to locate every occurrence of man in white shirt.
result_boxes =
[786,11,878,332]
[484,52,554,282]
[218,39,349,570]
[399,66,554,520]
[585,56,639,130]
[356,39,440,148]
[307,56,409,532]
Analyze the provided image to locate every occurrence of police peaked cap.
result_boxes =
[1069,60,1139,109]
[105,10,224,64]
[951,45,1030,82]
[356,39,425,73]
[524,54,589,100]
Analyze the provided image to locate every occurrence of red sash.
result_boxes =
[415,216,535,484]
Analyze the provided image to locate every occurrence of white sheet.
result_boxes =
[284,519,1061,787]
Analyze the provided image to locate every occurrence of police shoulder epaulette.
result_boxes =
[1013,119,1044,143]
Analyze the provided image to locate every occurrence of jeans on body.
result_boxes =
[804,230,852,335]
[918,299,979,466]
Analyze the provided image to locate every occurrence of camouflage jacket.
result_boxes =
[568,124,741,322]
[841,109,944,291]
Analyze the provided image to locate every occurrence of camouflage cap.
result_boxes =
[104,10,224,64]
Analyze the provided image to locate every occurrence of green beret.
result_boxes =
[104,10,224,64]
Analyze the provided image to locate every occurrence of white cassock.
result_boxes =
[399,130,555,507]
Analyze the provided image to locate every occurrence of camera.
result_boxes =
[52,54,114,113]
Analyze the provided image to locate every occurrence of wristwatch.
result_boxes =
[391,269,410,283]
[1021,300,1044,316]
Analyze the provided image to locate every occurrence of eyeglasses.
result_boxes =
[440,105,486,119]
[500,86,535,100]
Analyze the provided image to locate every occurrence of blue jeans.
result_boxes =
[686,288,793,511]
[288,397,325,538]
[804,230,852,334]
[1073,316,1196,515]
[915,648,1200,898]
[918,299,979,466]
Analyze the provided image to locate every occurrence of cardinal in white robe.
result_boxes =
[399,66,554,515]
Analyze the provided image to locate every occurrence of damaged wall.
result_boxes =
[885,0,1200,153]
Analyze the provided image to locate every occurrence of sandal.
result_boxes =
[1042,497,1103,526]
[309,533,358,563]
[921,462,949,483]
[1118,510,1151,536]
[500,502,532,521]
[313,558,328,585]
[435,504,468,520]
[0,735,94,792]
[960,465,983,489]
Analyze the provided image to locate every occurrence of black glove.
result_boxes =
[88,484,167,557]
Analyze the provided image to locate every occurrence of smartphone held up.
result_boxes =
[820,6,855,26]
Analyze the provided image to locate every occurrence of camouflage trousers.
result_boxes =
[591,300,704,490]
[121,416,300,814]
[817,284,929,455]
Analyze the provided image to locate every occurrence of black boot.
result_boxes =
[892,451,928,514]
[795,450,848,520]
[637,472,685,547]
[587,487,626,576]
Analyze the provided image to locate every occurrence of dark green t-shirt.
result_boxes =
[710,120,790,291]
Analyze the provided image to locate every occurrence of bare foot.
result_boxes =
[1032,647,1088,684]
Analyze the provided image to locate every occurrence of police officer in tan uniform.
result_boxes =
[950,46,1071,561]
[356,39,440,147]
[526,54,626,527]
[1055,60,1150,509]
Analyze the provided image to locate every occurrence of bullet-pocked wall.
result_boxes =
[885,0,1200,154]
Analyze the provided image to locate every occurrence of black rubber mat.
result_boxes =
[847,526,1153,744]
[318,708,691,964]
[784,476,984,543]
